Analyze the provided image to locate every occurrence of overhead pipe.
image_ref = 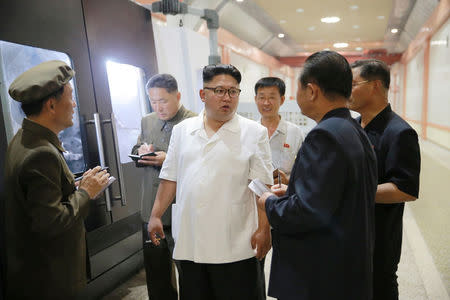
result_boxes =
[133,0,221,65]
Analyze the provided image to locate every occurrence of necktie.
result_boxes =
[161,121,173,145]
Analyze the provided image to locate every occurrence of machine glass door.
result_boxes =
[106,60,148,164]
[105,60,149,221]
[0,40,87,174]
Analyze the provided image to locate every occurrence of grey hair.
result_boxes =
[145,74,178,93]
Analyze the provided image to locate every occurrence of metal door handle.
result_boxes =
[109,113,127,206]
[93,113,112,212]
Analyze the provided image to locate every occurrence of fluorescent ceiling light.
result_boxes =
[431,40,447,46]
[350,5,359,10]
[278,33,285,38]
[333,42,349,48]
[391,28,398,33]
[236,0,244,2]
[377,15,385,20]
[321,16,340,23]
[296,8,304,13]
[356,47,363,51]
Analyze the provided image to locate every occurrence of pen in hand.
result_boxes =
[75,167,109,182]
[141,142,154,154]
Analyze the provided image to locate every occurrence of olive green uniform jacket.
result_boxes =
[132,105,196,225]
[4,118,90,299]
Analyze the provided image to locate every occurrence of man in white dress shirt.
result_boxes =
[254,77,304,184]
[148,64,274,300]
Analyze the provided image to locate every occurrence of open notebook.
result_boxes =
[92,176,116,199]
[248,178,270,197]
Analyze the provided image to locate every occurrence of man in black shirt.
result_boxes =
[349,59,421,300]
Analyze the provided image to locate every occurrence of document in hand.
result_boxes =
[248,178,270,197]
[93,176,116,199]
[128,152,156,161]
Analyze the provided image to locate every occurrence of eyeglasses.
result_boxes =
[204,86,241,98]
[352,80,372,87]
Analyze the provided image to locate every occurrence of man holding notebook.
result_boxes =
[5,60,109,299]
[131,73,195,300]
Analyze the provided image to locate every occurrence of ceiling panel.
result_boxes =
[253,0,393,45]
[136,0,436,57]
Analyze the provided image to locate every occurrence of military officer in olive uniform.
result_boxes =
[131,74,196,300]
[4,60,110,299]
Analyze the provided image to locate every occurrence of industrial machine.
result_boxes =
[0,0,158,298]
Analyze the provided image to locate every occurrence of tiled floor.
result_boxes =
[102,269,147,300]
[104,210,445,300]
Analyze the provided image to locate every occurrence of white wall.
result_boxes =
[152,21,209,113]
[428,18,450,128]
[389,63,404,114]
[405,48,424,122]
[394,13,450,296]
[229,51,269,103]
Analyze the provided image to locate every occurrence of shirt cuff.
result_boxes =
[264,194,279,229]
[76,188,91,218]
[159,172,177,182]
[389,178,419,198]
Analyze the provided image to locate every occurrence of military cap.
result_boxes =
[8,60,75,104]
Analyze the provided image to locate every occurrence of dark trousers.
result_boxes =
[178,257,265,300]
[142,223,179,300]
[373,204,404,300]
[259,257,267,300]
[373,268,399,300]
[373,234,402,300]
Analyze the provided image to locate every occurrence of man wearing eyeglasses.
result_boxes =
[257,51,377,300]
[148,64,273,300]
[131,74,196,300]
[349,59,421,300]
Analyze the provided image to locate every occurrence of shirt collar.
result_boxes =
[189,111,204,134]
[189,110,240,134]
[22,118,65,153]
[276,117,287,135]
[320,107,351,123]
[258,116,286,136]
[169,105,188,123]
[364,104,392,132]
[220,113,240,133]
[158,105,188,130]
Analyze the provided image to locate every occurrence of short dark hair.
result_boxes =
[21,85,65,117]
[146,74,178,93]
[351,59,390,89]
[300,51,352,100]
[203,64,241,84]
[254,77,286,96]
